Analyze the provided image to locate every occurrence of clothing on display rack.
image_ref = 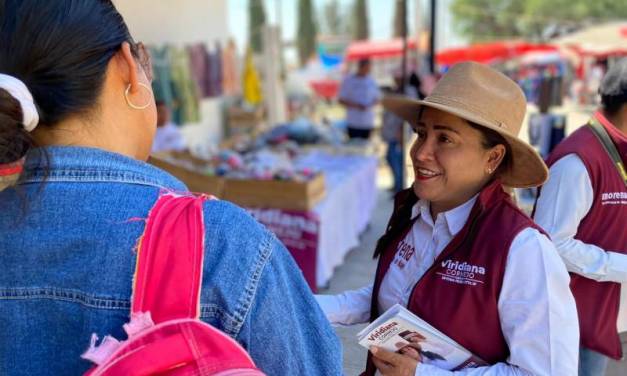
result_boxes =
[222,39,241,95]
[149,46,176,111]
[188,43,211,98]
[208,42,223,97]
[149,40,234,125]
[170,46,201,124]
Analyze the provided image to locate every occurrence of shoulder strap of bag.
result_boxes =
[131,193,209,323]
[587,117,627,187]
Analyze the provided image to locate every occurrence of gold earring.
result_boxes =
[124,83,152,110]
[487,168,494,174]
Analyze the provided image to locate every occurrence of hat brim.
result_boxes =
[383,96,548,188]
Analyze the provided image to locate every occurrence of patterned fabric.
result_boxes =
[169,46,201,124]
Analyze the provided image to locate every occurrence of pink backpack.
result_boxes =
[81,193,265,376]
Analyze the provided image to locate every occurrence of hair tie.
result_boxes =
[0,73,39,132]
[0,158,24,177]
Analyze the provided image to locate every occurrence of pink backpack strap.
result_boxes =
[132,193,209,323]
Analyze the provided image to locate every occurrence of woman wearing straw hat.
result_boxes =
[316,62,579,375]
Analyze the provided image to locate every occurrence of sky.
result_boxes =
[227,0,424,60]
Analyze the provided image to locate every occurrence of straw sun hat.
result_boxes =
[383,61,548,188]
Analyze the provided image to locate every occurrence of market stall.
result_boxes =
[436,41,557,67]
[552,22,627,105]
[149,122,378,291]
[297,151,377,288]
[116,0,235,149]
[245,151,377,290]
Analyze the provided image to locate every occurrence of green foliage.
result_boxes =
[321,0,346,36]
[297,0,318,66]
[450,0,525,42]
[393,0,407,38]
[352,0,369,40]
[524,0,627,22]
[249,0,266,53]
[451,0,627,42]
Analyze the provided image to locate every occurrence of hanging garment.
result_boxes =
[242,47,262,106]
[222,39,241,96]
[169,46,201,124]
[211,42,223,97]
[149,46,176,111]
[187,43,211,98]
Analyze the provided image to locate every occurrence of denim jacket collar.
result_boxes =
[20,146,186,191]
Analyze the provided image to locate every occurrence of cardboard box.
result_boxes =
[148,152,224,196]
[227,106,265,136]
[222,173,325,211]
[149,151,326,211]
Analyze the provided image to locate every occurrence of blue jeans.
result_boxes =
[579,347,609,376]
[386,141,403,193]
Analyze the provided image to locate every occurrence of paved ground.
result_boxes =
[317,183,391,375]
[318,178,627,375]
[607,334,627,376]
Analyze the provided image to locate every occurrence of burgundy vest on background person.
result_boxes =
[363,180,545,375]
[540,111,627,360]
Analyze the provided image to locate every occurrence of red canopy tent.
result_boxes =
[315,38,420,98]
[436,41,558,66]
[344,39,557,66]
[319,39,557,98]
[345,38,418,61]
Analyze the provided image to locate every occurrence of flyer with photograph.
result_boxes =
[357,304,488,370]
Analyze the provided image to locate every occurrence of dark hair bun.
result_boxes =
[0,88,31,164]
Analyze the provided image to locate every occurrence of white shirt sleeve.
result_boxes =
[315,284,373,325]
[415,228,580,376]
[534,154,627,283]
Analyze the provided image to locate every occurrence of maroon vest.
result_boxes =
[542,112,627,359]
[364,180,543,375]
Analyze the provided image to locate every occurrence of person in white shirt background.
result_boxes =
[316,62,579,376]
[338,58,381,140]
[151,100,186,153]
[382,68,420,195]
[534,58,627,376]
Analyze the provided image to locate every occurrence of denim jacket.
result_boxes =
[0,146,342,376]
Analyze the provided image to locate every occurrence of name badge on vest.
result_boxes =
[392,239,415,269]
[437,259,487,287]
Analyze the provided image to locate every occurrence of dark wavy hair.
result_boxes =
[0,0,136,164]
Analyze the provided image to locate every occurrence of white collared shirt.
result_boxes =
[378,196,477,313]
[534,153,627,333]
[534,153,627,282]
[338,74,381,129]
[316,196,579,376]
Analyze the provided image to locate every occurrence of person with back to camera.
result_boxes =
[316,62,580,375]
[534,58,627,376]
[0,1,342,375]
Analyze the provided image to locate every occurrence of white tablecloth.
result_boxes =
[297,151,378,287]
